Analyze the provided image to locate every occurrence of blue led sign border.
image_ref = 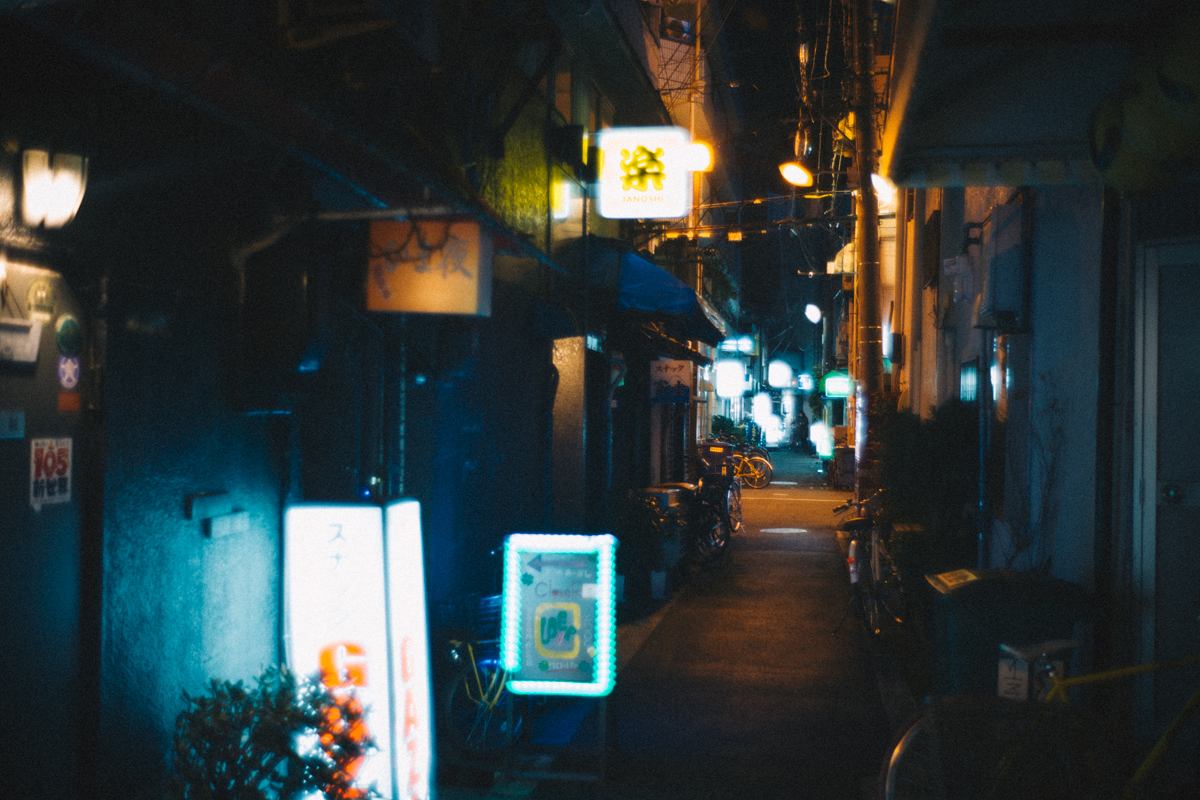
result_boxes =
[501,533,618,697]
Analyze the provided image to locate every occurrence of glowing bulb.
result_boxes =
[779,162,813,187]
[684,141,713,171]
[871,173,897,212]
[805,303,822,324]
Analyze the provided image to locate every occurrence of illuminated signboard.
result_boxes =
[822,370,852,398]
[367,217,493,317]
[285,502,434,800]
[384,499,433,800]
[597,126,691,220]
[500,533,618,696]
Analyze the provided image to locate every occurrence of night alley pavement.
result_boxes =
[437,450,903,800]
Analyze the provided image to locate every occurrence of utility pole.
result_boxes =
[851,0,883,499]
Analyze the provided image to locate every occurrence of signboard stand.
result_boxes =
[501,696,609,784]
[498,533,619,784]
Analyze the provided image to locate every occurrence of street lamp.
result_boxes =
[779,161,813,187]
[805,303,822,324]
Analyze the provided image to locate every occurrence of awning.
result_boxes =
[588,237,727,348]
[881,0,1150,188]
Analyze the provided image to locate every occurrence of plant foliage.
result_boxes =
[170,665,376,800]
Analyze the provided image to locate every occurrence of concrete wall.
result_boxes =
[1026,185,1103,586]
[94,172,283,799]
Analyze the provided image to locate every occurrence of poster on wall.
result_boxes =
[500,533,618,696]
[650,360,693,404]
[30,437,70,510]
[285,502,434,800]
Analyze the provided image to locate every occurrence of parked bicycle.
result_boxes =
[880,639,1200,800]
[733,449,773,489]
[435,593,529,763]
[832,490,907,636]
[656,441,743,565]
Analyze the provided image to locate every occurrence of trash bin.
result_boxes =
[925,568,1088,696]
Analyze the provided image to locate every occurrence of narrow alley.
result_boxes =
[440,450,901,800]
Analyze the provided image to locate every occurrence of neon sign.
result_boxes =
[500,533,618,696]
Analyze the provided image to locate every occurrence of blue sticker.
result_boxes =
[0,411,24,439]
[58,356,80,390]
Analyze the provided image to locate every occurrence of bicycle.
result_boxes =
[832,490,907,636]
[436,593,525,762]
[879,640,1200,800]
[733,451,773,489]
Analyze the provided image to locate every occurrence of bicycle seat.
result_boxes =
[999,638,1083,663]
[837,516,874,533]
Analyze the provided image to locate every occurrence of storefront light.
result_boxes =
[767,359,793,389]
[715,359,747,398]
[810,420,833,458]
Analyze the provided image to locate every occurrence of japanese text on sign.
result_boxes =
[501,533,618,696]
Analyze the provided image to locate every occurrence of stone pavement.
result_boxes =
[437,446,921,800]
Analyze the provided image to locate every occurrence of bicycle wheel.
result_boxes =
[691,503,730,563]
[880,696,1132,800]
[442,658,522,758]
[862,587,884,636]
[739,455,772,489]
[876,546,908,626]
[726,483,743,534]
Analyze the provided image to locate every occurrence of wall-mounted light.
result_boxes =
[22,149,88,228]
[683,141,713,172]
[871,173,897,213]
[779,161,813,187]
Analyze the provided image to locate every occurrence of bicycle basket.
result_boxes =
[433,592,497,637]
[699,442,733,476]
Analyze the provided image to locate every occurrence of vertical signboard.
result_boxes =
[383,500,433,800]
[500,533,618,696]
[285,502,434,800]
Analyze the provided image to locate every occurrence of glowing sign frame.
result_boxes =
[500,533,618,696]
[596,126,692,220]
[822,370,852,398]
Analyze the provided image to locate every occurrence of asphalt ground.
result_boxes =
[437,449,918,800]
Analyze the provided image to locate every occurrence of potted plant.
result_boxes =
[170,665,375,800]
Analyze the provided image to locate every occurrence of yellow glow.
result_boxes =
[22,150,87,228]
[727,230,742,241]
[779,162,813,187]
[683,141,713,172]
[871,173,897,212]
[552,180,573,220]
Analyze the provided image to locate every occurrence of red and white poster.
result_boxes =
[30,437,71,510]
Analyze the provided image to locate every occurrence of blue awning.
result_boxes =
[586,238,727,347]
